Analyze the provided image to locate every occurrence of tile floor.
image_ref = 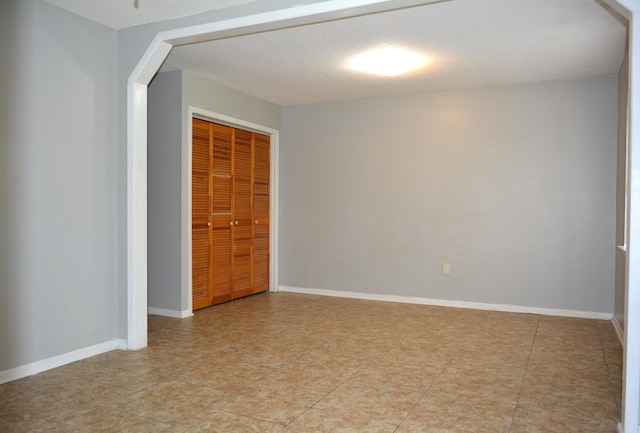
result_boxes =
[0,292,623,432]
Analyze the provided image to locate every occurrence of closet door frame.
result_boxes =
[186,107,279,313]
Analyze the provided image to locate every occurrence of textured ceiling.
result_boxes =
[43,0,261,30]
[44,0,627,106]
[159,0,626,106]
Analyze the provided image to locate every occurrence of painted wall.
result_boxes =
[0,0,118,371]
[148,71,184,313]
[281,76,617,314]
[616,38,629,333]
[147,69,281,313]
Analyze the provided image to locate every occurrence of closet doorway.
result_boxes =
[192,117,271,309]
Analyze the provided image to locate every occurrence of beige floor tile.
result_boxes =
[416,385,519,424]
[0,381,34,408]
[165,407,284,433]
[537,316,599,331]
[456,334,533,368]
[319,338,388,360]
[274,329,332,351]
[381,338,458,366]
[396,409,511,433]
[5,378,132,421]
[108,380,227,423]
[289,352,363,377]
[51,406,171,433]
[438,358,526,391]
[484,310,540,325]
[518,369,619,421]
[81,364,170,391]
[352,357,442,391]
[281,408,396,433]
[174,362,272,392]
[0,293,624,432]
[260,362,353,393]
[212,379,325,424]
[528,349,608,374]
[305,347,383,370]
[232,342,308,369]
[532,329,603,356]
[12,367,89,395]
[511,408,618,433]
[524,361,612,388]
[600,335,623,382]
[416,360,524,423]
[313,379,422,425]
[0,406,64,433]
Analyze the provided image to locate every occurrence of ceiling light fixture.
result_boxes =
[347,46,428,77]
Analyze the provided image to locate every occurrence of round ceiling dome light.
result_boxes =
[347,46,428,77]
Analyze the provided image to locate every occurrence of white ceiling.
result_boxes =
[43,0,262,30]
[45,0,627,106]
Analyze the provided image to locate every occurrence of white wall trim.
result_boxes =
[148,307,194,319]
[613,315,625,345]
[278,286,614,320]
[621,6,640,433]
[186,107,280,313]
[128,39,173,350]
[0,339,126,385]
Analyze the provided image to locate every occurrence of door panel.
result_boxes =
[233,129,253,298]
[192,119,212,309]
[211,221,232,305]
[252,133,270,293]
[210,124,234,305]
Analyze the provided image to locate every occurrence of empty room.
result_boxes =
[1,0,639,432]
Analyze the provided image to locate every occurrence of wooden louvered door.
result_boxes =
[191,117,270,310]
[191,119,213,310]
[232,129,253,300]
[210,124,234,305]
[252,132,270,294]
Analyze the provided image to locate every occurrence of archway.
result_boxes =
[126,1,639,431]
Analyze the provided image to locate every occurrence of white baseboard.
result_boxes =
[612,316,625,345]
[278,286,613,320]
[115,339,128,350]
[148,307,194,319]
[0,338,126,385]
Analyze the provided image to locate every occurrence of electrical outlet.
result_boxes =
[442,263,451,275]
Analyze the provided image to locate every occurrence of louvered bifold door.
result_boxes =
[210,124,234,306]
[192,118,270,309]
[232,129,253,299]
[252,133,270,294]
[192,119,212,310]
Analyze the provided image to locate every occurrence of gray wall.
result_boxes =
[281,76,617,313]
[148,71,184,313]
[147,69,280,313]
[0,0,118,371]
[615,39,629,332]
